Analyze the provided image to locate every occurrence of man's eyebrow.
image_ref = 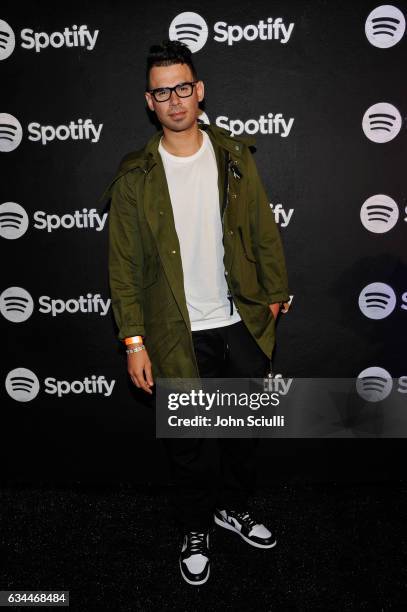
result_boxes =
[151,81,189,90]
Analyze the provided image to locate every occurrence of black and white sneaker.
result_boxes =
[214,508,277,549]
[179,530,210,586]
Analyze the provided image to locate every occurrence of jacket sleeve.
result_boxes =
[246,148,290,305]
[108,171,145,341]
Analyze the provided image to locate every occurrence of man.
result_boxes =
[104,40,290,586]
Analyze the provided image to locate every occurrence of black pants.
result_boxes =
[162,320,270,532]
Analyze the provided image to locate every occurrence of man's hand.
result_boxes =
[269,303,280,321]
[268,301,290,320]
[127,348,154,394]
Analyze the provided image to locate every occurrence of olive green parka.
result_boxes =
[104,123,289,379]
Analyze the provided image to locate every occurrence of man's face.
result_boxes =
[145,63,204,133]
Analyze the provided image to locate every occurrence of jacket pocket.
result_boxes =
[238,226,257,262]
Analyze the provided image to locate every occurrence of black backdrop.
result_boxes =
[1,0,406,486]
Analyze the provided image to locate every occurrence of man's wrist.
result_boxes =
[124,335,144,347]
[126,344,146,355]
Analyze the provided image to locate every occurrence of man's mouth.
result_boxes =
[169,110,186,119]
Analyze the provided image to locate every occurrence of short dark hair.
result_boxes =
[145,40,198,90]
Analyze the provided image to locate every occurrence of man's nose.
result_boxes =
[169,88,181,104]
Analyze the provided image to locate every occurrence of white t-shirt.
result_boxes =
[158,129,241,331]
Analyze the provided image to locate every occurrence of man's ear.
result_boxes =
[196,80,205,103]
[145,92,155,112]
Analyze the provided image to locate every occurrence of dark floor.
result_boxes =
[1,482,407,611]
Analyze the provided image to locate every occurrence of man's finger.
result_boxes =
[144,362,154,387]
[280,301,290,314]
[129,370,142,388]
[135,371,153,394]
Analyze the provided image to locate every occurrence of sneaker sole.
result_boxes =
[214,514,277,549]
[179,559,210,586]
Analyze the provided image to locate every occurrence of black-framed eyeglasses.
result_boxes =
[148,81,198,103]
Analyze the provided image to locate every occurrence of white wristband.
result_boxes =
[126,344,146,355]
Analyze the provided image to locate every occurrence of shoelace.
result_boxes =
[229,510,257,531]
[186,531,208,555]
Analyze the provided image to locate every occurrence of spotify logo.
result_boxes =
[365,5,406,48]
[0,287,34,322]
[0,113,23,152]
[169,12,295,52]
[0,19,15,60]
[169,12,208,53]
[362,102,402,143]
[356,366,393,402]
[360,194,399,233]
[0,287,111,320]
[4,369,116,401]
[5,367,40,402]
[0,202,108,238]
[358,282,397,319]
[0,202,29,238]
[0,21,99,56]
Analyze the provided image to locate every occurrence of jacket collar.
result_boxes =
[101,122,255,201]
[120,122,255,174]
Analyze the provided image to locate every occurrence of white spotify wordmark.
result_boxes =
[0,287,34,322]
[0,113,23,152]
[356,366,393,402]
[365,5,406,48]
[5,367,40,402]
[169,12,209,53]
[360,194,399,233]
[362,102,402,143]
[358,282,396,319]
[0,19,15,60]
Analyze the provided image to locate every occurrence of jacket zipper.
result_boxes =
[222,150,235,317]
